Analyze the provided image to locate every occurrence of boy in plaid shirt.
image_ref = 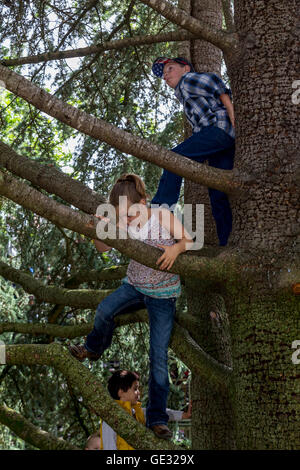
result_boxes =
[151,57,235,246]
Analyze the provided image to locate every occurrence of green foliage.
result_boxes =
[0,0,190,450]
[0,423,27,450]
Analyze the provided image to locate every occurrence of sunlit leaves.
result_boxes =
[0,0,189,450]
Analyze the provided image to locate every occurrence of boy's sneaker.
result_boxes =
[150,424,173,440]
[68,344,101,362]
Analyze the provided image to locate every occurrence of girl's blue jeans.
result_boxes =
[84,281,176,428]
[151,126,235,246]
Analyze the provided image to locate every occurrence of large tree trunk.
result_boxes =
[228,291,299,449]
[186,279,235,449]
[182,0,299,449]
[229,0,299,253]
[225,0,300,448]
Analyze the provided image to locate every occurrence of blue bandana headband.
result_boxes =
[152,57,194,78]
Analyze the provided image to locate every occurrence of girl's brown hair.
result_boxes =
[109,173,147,207]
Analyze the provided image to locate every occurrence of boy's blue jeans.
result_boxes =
[151,126,235,246]
[84,282,176,428]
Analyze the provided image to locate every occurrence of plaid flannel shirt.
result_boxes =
[175,72,235,138]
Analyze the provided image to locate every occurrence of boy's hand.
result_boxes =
[182,401,192,420]
[228,112,235,128]
[156,244,181,271]
[220,93,235,128]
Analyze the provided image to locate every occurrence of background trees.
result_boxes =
[0,0,299,450]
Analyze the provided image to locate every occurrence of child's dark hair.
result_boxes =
[107,370,139,400]
[109,174,147,207]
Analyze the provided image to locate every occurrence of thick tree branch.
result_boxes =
[68,265,128,284]
[0,260,113,308]
[0,310,232,388]
[0,64,245,194]
[0,320,93,339]
[0,141,106,214]
[46,265,127,325]
[4,343,180,450]
[0,404,80,450]
[139,0,237,52]
[171,322,232,387]
[0,170,239,282]
[1,30,199,67]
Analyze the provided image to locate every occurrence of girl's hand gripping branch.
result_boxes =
[156,244,182,271]
[155,209,194,271]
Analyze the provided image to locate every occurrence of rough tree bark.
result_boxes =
[183,0,299,450]
[222,0,300,449]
